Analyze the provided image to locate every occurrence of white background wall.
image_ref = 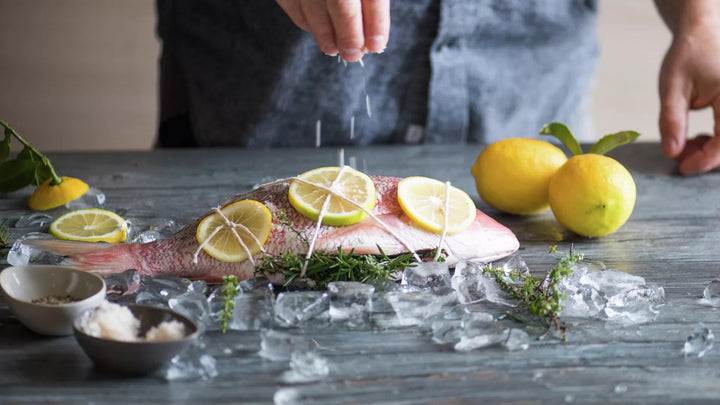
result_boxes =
[0,0,714,151]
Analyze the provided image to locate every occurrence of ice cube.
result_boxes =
[451,261,515,306]
[402,261,452,292]
[558,259,607,294]
[227,284,276,331]
[682,323,714,358]
[164,339,218,381]
[386,289,457,327]
[503,328,530,351]
[126,217,182,243]
[604,285,665,324]
[139,274,193,301]
[103,269,141,296]
[274,291,329,327]
[65,187,105,210]
[258,329,310,361]
[431,320,464,345]
[367,279,401,313]
[454,312,508,351]
[282,350,330,382]
[327,281,375,322]
[13,213,54,230]
[7,232,64,266]
[560,286,606,318]
[699,279,720,307]
[581,269,645,297]
[494,253,530,280]
[169,292,212,331]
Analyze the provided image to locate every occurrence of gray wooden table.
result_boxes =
[1,144,719,404]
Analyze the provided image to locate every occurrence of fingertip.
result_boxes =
[365,35,387,54]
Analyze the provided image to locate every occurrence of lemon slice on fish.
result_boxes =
[288,166,376,226]
[49,208,128,243]
[397,176,477,234]
[196,200,272,262]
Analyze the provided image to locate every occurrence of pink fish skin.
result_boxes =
[27,176,519,283]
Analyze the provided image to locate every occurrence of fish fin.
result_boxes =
[23,239,138,275]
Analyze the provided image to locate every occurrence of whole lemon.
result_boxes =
[548,154,636,237]
[471,138,568,215]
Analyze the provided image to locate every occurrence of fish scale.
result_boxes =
[26,176,519,283]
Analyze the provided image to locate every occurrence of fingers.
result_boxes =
[275,0,311,32]
[277,0,390,61]
[676,100,720,175]
[658,75,690,159]
[300,0,339,56]
[362,0,390,53]
[327,0,364,61]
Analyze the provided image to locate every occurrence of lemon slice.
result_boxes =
[49,208,128,243]
[397,176,477,234]
[29,176,90,211]
[288,166,376,226]
[196,200,272,262]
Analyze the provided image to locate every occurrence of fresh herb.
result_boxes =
[482,245,582,340]
[0,218,11,248]
[0,120,63,193]
[257,246,440,290]
[220,275,240,333]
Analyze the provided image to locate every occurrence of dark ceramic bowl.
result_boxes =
[73,304,199,376]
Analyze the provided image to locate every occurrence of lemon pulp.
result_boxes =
[196,200,272,262]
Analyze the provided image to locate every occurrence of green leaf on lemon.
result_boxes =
[587,131,641,155]
[539,122,583,156]
[0,131,11,164]
[0,159,38,193]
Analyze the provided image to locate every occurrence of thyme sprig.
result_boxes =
[482,245,582,340]
[0,218,11,248]
[220,275,240,333]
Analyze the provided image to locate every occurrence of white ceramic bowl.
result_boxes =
[0,265,106,336]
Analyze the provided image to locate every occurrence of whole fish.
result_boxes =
[26,176,519,283]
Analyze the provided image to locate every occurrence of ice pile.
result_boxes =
[10,188,106,233]
[557,261,666,325]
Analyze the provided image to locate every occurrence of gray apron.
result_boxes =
[155,0,598,148]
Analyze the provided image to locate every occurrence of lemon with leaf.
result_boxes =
[471,138,567,215]
[288,166,376,226]
[541,122,639,237]
[0,119,89,210]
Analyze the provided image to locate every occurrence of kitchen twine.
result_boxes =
[194,167,454,274]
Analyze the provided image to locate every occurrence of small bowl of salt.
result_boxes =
[0,265,106,336]
[73,302,199,375]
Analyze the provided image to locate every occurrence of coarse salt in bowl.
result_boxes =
[0,265,106,336]
[73,302,199,375]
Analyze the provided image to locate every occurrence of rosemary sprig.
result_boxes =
[482,245,581,340]
[257,246,440,290]
[220,275,240,333]
[0,218,11,248]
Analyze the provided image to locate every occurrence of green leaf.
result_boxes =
[0,131,11,164]
[539,122,583,156]
[0,159,38,193]
[587,131,641,155]
[32,163,53,186]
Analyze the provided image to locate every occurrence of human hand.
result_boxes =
[275,0,390,62]
[658,23,720,175]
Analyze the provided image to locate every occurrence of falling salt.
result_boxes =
[358,56,364,67]
[365,94,372,118]
[350,115,355,140]
[315,120,322,147]
[338,148,344,167]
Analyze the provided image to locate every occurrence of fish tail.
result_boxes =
[23,239,140,276]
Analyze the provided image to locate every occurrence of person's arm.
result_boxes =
[655,0,720,175]
[275,0,390,62]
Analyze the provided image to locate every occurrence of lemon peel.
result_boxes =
[49,208,127,243]
[29,176,90,211]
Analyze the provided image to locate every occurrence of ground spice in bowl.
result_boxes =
[31,295,82,305]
